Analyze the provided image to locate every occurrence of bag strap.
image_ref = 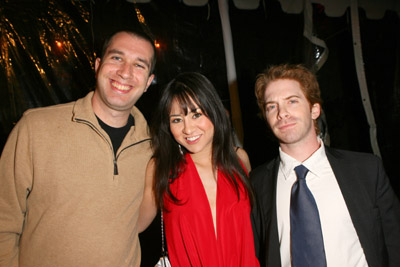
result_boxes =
[161,211,167,257]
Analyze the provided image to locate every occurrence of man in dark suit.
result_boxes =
[251,64,400,267]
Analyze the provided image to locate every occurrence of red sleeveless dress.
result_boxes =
[163,154,259,267]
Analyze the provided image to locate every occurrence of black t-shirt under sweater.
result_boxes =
[96,115,135,156]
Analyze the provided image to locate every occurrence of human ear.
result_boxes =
[94,58,101,75]
[311,103,321,119]
[144,74,155,92]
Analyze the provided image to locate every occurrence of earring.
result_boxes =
[178,144,183,155]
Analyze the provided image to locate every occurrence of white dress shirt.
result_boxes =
[276,139,369,267]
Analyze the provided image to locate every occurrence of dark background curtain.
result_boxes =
[1,0,399,265]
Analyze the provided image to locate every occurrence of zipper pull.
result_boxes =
[114,159,119,175]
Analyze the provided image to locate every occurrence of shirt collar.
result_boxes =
[279,138,326,180]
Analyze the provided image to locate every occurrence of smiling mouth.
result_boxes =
[111,80,131,91]
[186,135,200,142]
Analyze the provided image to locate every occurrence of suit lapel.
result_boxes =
[268,158,283,267]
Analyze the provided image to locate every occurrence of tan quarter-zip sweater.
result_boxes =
[0,91,152,267]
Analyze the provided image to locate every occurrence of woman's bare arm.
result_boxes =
[138,158,158,233]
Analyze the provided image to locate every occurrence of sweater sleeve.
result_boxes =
[0,116,33,267]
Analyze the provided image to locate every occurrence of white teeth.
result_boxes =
[112,81,130,91]
[186,135,200,141]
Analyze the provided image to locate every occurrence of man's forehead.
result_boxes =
[265,79,302,96]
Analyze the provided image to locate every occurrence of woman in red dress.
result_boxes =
[139,72,259,266]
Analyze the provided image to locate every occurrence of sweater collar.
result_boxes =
[72,91,150,142]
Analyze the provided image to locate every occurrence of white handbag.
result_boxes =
[155,256,171,267]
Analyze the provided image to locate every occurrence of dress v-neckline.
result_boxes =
[187,154,219,240]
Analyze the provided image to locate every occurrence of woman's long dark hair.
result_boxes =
[151,72,254,211]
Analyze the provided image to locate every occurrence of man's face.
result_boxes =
[263,79,320,147]
[93,32,154,117]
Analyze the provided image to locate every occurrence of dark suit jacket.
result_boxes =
[250,146,400,267]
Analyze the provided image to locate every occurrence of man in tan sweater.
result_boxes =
[0,29,156,267]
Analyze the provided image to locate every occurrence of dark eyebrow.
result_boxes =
[106,49,124,56]
[169,114,181,118]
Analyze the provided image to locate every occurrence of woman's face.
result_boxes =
[169,98,214,157]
